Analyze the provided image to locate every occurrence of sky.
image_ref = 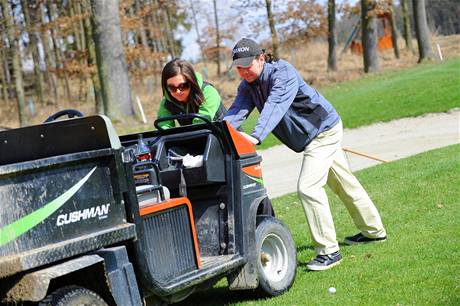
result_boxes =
[179,0,360,61]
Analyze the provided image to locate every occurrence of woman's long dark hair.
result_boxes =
[261,49,277,63]
[161,59,204,113]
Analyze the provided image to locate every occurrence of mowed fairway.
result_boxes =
[178,144,460,305]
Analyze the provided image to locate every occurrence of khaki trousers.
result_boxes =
[297,120,386,255]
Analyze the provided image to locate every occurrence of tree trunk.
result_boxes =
[412,0,433,62]
[213,0,221,75]
[73,0,88,103]
[189,0,206,64]
[2,0,27,126]
[48,1,71,101]
[81,0,103,114]
[75,1,86,51]
[157,1,175,59]
[0,50,8,101]
[21,0,45,105]
[150,0,166,84]
[389,2,400,59]
[265,0,279,59]
[164,4,179,58]
[401,0,413,51]
[39,2,58,105]
[135,0,149,68]
[327,0,337,71]
[0,8,9,102]
[90,0,134,121]
[69,2,82,51]
[361,0,379,73]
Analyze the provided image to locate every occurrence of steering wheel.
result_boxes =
[44,109,84,123]
[154,114,213,131]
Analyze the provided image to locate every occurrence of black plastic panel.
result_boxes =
[0,116,113,166]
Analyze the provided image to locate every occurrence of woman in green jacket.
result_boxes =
[156,59,226,129]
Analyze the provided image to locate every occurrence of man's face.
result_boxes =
[236,55,265,83]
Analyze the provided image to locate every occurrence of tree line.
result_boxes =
[0,0,452,127]
[1,0,187,126]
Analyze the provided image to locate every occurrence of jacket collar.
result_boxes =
[248,62,272,87]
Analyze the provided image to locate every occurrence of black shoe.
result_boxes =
[306,251,342,271]
[344,233,387,245]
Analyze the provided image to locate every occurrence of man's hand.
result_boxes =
[239,132,259,145]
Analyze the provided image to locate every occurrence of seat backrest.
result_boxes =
[0,115,121,166]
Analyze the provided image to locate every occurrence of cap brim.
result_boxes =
[231,57,254,68]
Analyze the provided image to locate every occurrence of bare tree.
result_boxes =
[39,1,58,105]
[160,1,177,58]
[189,0,207,64]
[150,0,168,79]
[0,49,8,101]
[265,0,279,59]
[2,0,27,126]
[0,4,10,101]
[412,0,433,62]
[81,0,103,114]
[327,0,337,71]
[401,0,413,51]
[389,0,400,59]
[90,0,134,120]
[212,0,221,75]
[47,1,71,101]
[361,0,379,73]
[74,1,86,51]
[277,0,327,43]
[134,0,150,70]
[21,0,45,105]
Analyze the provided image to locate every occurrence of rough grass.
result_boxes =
[242,57,460,150]
[326,57,460,128]
[177,144,460,306]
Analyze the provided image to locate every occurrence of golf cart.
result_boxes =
[0,110,297,305]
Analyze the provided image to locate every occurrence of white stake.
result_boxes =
[436,44,443,61]
[136,95,147,124]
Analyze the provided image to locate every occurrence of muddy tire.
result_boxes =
[39,285,108,306]
[255,216,297,296]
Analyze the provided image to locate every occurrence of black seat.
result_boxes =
[155,133,225,195]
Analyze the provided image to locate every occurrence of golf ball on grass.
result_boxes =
[328,287,336,294]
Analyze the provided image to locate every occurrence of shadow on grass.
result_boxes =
[296,245,315,252]
[174,244,357,304]
[174,286,266,306]
[297,242,352,253]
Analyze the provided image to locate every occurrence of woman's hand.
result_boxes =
[239,132,259,145]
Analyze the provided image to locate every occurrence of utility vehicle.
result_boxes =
[0,110,297,305]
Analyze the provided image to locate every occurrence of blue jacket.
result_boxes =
[224,60,340,152]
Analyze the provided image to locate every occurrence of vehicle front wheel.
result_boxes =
[255,216,297,297]
[39,285,108,306]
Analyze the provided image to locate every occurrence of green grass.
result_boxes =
[242,58,460,150]
[178,144,460,305]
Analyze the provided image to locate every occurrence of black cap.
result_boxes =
[231,38,262,68]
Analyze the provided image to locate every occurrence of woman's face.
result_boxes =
[166,74,191,103]
[236,55,265,83]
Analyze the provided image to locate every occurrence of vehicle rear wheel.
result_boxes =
[39,285,108,306]
[255,216,297,296]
